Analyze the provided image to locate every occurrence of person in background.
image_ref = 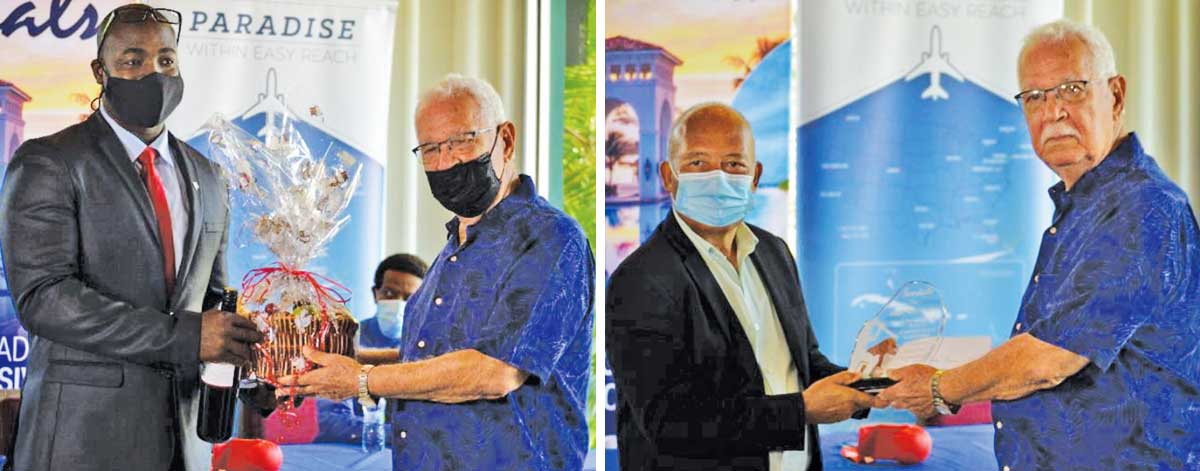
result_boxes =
[358,253,427,349]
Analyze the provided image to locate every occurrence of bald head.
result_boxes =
[667,103,756,168]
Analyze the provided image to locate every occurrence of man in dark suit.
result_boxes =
[0,5,262,470]
[607,103,878,471]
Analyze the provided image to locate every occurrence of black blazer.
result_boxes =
[606,213,845,471]
[0,113,229,470]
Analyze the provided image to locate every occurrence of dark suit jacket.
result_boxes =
[607,213,845,471]
[0,113,229,471]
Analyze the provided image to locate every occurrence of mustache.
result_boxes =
[1040,123,1080,146]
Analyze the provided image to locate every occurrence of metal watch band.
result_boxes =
[359,364,377,407]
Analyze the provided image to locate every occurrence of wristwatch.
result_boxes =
[930,369,960,415]
[358,364,377,407]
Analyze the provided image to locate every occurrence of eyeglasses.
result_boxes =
[1014,80,1089,109]
[411,125,500,163]
[97,7,183,52]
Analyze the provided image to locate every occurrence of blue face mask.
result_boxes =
[375,299,405,339]
[671,167,754,228]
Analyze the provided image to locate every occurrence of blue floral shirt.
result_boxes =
[390,175,594,471]
[993,134,1200,470]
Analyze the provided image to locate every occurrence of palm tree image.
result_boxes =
[723,36,787,89]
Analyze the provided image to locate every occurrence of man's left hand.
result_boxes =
[877,364,939,419]
[276,346,361,401]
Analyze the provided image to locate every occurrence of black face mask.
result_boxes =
[424,133,504,218]
[102,71,184,128]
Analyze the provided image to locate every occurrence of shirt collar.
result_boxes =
[444,174,538,240]
[1048,132,1142,204]
[98,104,173,167]
[672,209,759,265]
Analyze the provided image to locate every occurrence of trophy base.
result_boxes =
[849,377,897,394]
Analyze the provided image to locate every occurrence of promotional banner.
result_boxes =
[0,0,395,391]
[794,1,1062,366]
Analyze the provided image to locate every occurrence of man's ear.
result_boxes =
[372,287,381,302]
[659,160,677,196]
[1108,74,1127,120]
[752,161,763,191]
[91,58,105,86]
[499,121,517,163]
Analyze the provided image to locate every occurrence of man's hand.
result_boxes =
[803,371,881,424]
[199,308,263,365]
[877,364,939,420]
[276,347,361,401]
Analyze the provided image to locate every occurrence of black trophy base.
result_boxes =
[849,377,897,394]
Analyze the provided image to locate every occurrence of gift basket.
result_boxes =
[201,112,360,401]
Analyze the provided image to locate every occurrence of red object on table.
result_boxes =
[926,401,992,426]
[840,424,932,465]
[262,397,319,444]
[211,438,283,471]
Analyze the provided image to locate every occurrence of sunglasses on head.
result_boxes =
[96,6,183,53]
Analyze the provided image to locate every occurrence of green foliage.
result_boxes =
[560,0,597,449]
[563,4,596,247]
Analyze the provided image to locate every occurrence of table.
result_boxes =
[602,411,997,471]
[281,443,391,471]
[819,420,996,470]
[280,444,599,470]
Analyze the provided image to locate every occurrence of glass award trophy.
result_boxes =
[847,281,950,394]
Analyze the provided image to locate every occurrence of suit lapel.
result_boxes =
[86,113,162,251]
[662,214,740,345]
[750,248,811,385]
[169,135,204,309]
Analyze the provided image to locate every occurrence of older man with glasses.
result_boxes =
[280,74,595,471]
[879,19,1200,470]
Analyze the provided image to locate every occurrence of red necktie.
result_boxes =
[138,147,176,296]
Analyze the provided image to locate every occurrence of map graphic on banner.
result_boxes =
[795,2,1063,364]
[0,0,396,390]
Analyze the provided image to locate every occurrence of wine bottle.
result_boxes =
[197,287,243,443]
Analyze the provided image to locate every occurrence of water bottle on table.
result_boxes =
[362,398,387,453]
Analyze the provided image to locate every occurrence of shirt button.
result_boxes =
[996,421,1003,430]
[450,255,458,262]
[434,297,443,306]
[417,340,426,349]
[400,430,407,439]
[1003,466,1011,471]
[1049,226,1057,235]
[1014,322,1022,331]
[1034,274,1040,283]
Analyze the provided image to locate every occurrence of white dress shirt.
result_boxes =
[674,210,811,471]
[99,105,188,274]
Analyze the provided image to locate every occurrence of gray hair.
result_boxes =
[415,74,506,126]
[666,102,755,167]
[1018,19,1117,81]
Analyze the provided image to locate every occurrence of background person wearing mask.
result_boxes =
[358,253,427,350]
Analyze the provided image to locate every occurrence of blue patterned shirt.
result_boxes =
[390,175,594,471]
[993,134,1200,470]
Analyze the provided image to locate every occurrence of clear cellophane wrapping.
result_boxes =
[200,112,361,397]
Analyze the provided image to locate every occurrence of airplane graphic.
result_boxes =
[904,26,964,101]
